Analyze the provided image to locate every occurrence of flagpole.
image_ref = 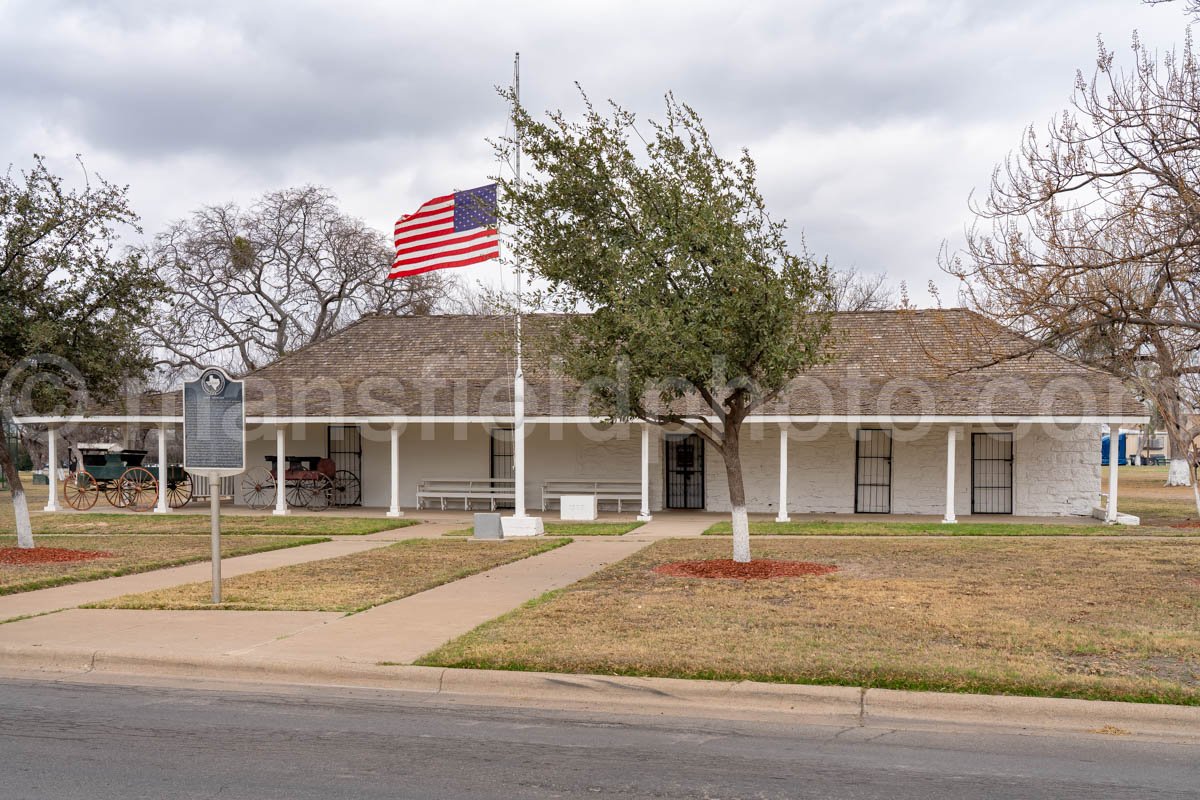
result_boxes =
[502,51,541,536]
[513,50,526,521]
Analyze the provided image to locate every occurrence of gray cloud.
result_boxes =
[0,0,1189,301]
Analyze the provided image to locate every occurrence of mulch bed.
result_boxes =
[653,558,838,580]
[1170,521,1200,529]
[0,547,113,565]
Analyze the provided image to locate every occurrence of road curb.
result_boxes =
[2,645,1197,738]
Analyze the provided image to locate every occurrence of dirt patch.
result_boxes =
[0,546,112,565]
[1170,521,1200,529]
[653,558,838,580]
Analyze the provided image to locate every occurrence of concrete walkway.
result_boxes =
[0,536,653,670]
[0,519,460,622]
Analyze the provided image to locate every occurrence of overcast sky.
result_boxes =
[0,0,1190,305]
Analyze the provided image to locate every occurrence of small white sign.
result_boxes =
[560,494,598,521]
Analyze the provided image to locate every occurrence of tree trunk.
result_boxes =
[1168,458,1193,487]
[0,436,34,549]
[1162,408,1194,487]
[720,421,751,563]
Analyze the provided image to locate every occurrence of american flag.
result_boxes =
[389,184,500,279]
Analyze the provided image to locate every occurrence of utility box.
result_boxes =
[473,512,503,540]
[560,494,598,521]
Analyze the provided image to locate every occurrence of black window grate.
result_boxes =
[854,428,892,513]
[326,425,363,506]
[664,434,705,509]
[972,432,1013,514]
[490,427,514,509]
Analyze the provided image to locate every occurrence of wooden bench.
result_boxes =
[541,479,642,513]
[417,478,516,511]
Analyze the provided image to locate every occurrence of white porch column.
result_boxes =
[942,426,959,524]
[637,424,652,521]
[387,424,402,517]
[775,426,790,523]
[43,426,60,512]
[1106,422,1120,523]
[153,423,170,513]
[273,426,288,516]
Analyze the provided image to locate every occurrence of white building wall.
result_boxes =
[238,420,1098,517]
[704,422,1097,517]
[1014,423,1099,516]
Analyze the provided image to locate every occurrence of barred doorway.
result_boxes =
[972,432,1013,514]
[664,434,705,509]
[490,426,514,509]
[326,425,362,507]
[854,428,892,513]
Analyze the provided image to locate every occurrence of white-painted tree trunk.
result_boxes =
[719,423,752,564]
[0,438,34,548]
[13,488,33,549]
[1193,476,1200,518]
[731,505,750,563]
[1166,458,1192,487]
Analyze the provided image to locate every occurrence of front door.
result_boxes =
[664,434,705,509]
[490,426,515,509]
[326,425,362,506]
[972,432,1013,514]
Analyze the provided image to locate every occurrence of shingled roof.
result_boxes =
[98,309,1147,420]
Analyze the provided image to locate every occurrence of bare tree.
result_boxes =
[943,33,1200,507]
[1146,0,1200,18]
[829,270,895,311]
[144,186,450,377]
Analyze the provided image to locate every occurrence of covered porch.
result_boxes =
[26,414,1144,525]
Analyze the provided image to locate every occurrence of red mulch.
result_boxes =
[1170,520,1200,529]
[0,547,113,565]
[653,558,839,580]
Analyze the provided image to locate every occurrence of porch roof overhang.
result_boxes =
[14,413,1152,426]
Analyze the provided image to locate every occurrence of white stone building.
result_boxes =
[23,310,1148,521]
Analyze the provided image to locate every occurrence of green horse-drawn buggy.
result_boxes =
[62,446,193,511]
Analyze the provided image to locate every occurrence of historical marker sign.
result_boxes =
[182,367,245,604]
[183,367,245,476]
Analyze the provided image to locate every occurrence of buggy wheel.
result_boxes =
[166,473,193,508]
[285,478,312,509]
[119,467,158,512]
[63,470,99,510]
[332,470,361,507]
[103,479,128,508]
[241,467,276,510]
[304,475,333,512]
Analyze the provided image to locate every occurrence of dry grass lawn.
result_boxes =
[705,520,1193,536]
[420,537,1200,705]
[1105,466,1199,526]
[92,537,570,613]
[1,534,326,595]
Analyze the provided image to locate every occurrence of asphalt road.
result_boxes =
[0,676,1196,799]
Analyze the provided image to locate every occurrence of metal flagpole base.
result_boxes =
[501,515,544,537]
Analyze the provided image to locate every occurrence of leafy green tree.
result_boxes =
[0,155,161,548]
[498,92,833,562]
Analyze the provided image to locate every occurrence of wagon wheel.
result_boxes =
[241,467,276,510]
[165,473,193,508]
[63,470,99,510]
[332,470,361,507]
[285,476,312,509]
[119,467,158,512]
[303,475,334,512]
[103,478,128,508]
